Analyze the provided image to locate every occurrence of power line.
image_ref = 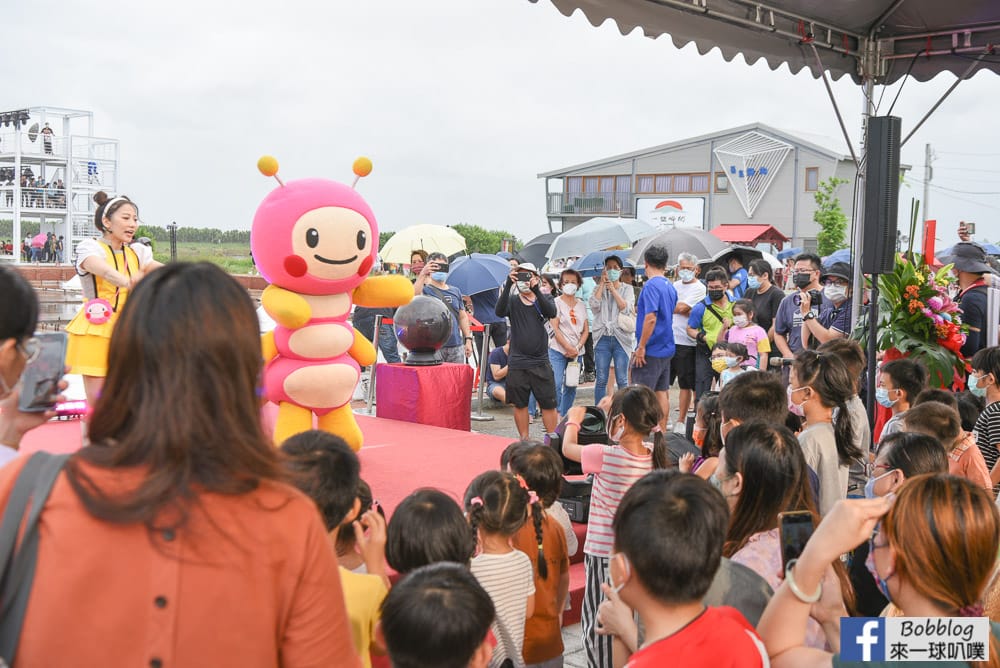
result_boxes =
[905,177,1000,196]
[903,179,1000,211]
[936,150,1000,157]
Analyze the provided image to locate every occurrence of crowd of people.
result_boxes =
[2,222,1000,667]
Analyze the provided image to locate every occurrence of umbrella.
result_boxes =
[776,246,803,261]
[379,224,467,264]
[570,251,637,278]
[824,248,853,265]
[496,251,515,260]
[546,217,656,260]
[698,246,781,273]
[31,233,46,248]
[985,243,1000,256]
[627,228,728,267]
[447,253,511,296]
[517,232,559,268]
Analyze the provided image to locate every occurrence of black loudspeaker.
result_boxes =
[860,116,902,274]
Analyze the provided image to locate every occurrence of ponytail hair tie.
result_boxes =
[514,474,529,490]
[527,491,539,505]
[958,603,985,617]
[650,425,662,433]
[470,497,483,507]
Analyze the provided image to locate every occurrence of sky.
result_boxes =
[4,0,999,250]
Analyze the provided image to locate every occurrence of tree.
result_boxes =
[814,176,849,257]
[451,224,520,255]
[379,231,395,249]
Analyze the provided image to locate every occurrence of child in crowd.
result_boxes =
[709,341,730,391]
[680,391,721,479]
[718,342,749,388]
[970,347,1000,487]
[465,471,537,668]
[386,488,476,574]
[726,299,770,369]
[380,562,496,668]
[508,445,572,668]
[501,440,578,557]
[606,470,768,666]
[336,479,380,573]
[875,358,927,448]
[561,386,668,668]
[910,391,993,491]
[281,431,387,668]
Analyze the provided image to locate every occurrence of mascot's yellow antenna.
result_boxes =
[258,155,284,186]
[352,157,372,188]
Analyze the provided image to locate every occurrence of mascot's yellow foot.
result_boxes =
[273,403,313,446]
[318,405,364,452]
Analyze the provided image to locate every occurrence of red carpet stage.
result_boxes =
[19,412,588,624]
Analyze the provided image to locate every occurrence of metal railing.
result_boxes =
[0,132,69,158]
[0,186,68,210]
[547,191,635,216]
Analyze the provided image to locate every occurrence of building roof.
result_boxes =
[538,122,855,178]
[711,224,790,245]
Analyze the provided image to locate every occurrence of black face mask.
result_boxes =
[708,289,725,302]
[793,272,813,289]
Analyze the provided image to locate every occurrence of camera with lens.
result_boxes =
[515,271,532,282]
[808,289,822,305]
[433,262,449,273]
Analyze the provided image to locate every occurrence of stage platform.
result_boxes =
[19,413,588,625]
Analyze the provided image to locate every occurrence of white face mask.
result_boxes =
[562,283,578,296]
[733,315,748,328]
[823,284,849,303]
[516,281,531,293]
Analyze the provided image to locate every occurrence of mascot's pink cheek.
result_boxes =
[358,256,374,277]
[284,255,308,277]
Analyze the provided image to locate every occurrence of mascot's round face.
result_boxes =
[251,178,377,295]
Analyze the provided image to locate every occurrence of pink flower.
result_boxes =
[922,308,934,318]
[932,314,944,325]
[927,296,943,311]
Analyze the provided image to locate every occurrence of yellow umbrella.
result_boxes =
[380,224,467,264]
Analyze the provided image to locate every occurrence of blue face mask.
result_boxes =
[678,269,696,283]
[430,271,448,283]
[969,373,989,398]
[607,269,622,282]
[747,275,761,290]
[874,387,898,408]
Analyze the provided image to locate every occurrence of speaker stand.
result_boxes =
[864,276,881,430]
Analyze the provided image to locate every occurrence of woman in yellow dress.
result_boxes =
[65,191,162,407]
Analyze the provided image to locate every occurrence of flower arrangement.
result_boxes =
[871,254,967,386]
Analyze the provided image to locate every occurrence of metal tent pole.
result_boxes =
[365,314,383,415]
[850,77,875,328]
[471,323,495,422]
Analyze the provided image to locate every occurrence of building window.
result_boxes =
[691,173,710,193]
[637,175,654,193]
[655,175,673,192]
[715,172,728,193]
[805,167,819,191]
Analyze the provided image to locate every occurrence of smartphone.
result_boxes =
[17,332,67,413]
[435,262,450,273]
[778,510,815,571]
[515,271,532,281]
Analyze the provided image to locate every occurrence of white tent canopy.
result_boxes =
[533,0,1000,84]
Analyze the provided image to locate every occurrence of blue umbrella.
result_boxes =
[824,248,853,265]
[570,251,637,278]
[984,243,1000,256]
[776,246,803,260]
[496,251,515,260]
[446,253,511,295]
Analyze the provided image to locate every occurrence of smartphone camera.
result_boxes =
[435,262,450,274]
[515,272,532,282]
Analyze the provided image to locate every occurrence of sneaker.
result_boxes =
[582,371,596,383]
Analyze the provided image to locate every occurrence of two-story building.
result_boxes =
[539,122,864,251]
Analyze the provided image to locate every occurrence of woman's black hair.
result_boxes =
[878,432,949,477]
[0,264,38,341]
[793,350,861,465]
[508,444,565,580]
[609,386,668,468]
[386,488,476,574]
[696,392,723,459]
[92,191,137,233]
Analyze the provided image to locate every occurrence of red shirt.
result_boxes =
[626,606,767,668]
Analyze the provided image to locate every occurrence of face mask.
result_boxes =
[733,315,748,328]
[787,385,807,416]
[540,286,552,295]
[823,284,848,303]
[411,263,424,275]
[609,553,632,594]
[969,373,989,398]
[678,269,695,283]
[516,281,531,293]
[747,275,761,290]
[562,283,578,296]
[708,289,725,302]
[709,472,724,491]
[610,415,625,443]
[430,272,448,283]
[607,269,621,282]
[724,356,740,368]
[864,469,895,499]
[711,358,728,373]
[865,542,893,602]
[692,427,706,449]
[793,272,812,289]
[875,387,898,408]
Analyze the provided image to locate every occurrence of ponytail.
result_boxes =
[833,397,861,465]
[466,498,484,551]
[651,430,667,470]
[530,502,548,580]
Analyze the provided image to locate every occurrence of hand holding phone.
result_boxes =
[778,510,815,571]
[18,332,68,413]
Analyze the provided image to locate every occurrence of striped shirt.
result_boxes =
[974,400,1000,477]
[581,444,654,557]
[470,550,536,668]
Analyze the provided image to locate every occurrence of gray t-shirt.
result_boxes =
[799,422,849,515]
[844,395,872,495]
[589,282,636,351]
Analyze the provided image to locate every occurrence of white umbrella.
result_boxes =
[546,217,656,260]
[380,224,467,264]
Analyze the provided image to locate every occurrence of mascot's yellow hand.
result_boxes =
[262,284,312,329]
[354,275,414,308]
[261,330,277,363]
[350,328,377,367]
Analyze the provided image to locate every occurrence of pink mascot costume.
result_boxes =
[252,156,412,450]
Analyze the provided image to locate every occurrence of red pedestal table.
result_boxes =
[375,362,474,431]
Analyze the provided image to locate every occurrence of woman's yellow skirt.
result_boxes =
[65,308,117,377]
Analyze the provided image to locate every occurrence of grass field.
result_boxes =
[151,241,255,274]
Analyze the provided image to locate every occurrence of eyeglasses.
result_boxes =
[17,337,39,363]
[864,461,893,477]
